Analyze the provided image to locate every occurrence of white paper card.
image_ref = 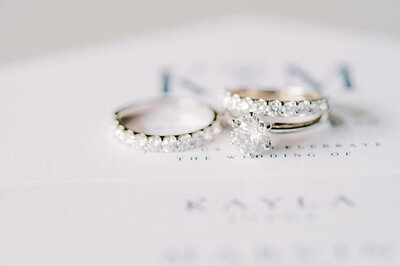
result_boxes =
[0,16,399,266]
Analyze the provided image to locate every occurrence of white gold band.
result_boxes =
[112,98,223,152]
[222,86,329,118]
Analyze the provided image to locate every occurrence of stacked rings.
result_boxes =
[222,86,329,156]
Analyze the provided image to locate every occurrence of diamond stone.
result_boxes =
[124,130,135,145]
[114,125,126,141]
[229,94,241,110]
[249,99,267,115]
[296,101,310,116]
[110,119,119,130]
[281,101,296,117]
[319,99,328,112]
[310,101,320,114]
[268,100,282,116]
[191,131,205,148]
[162,136,178,152]
[132,133,147,150]
[211,121,223,135]
[178,134,192,151]
[222,94,232,109]
[238,97,253,113]
[147,136,162,152]
[231,114,272,156]
[203,127,214,141]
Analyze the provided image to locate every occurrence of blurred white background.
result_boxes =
[1,0,399,63]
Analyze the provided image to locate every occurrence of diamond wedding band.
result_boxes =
[223,86,329,156]
[112,98,223,152]
[222,86,328,119]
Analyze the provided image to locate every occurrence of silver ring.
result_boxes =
[223,86,329,156]
[111,98,223,152]
[222,85,328,119]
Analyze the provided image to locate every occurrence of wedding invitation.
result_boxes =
[0,15,399,265]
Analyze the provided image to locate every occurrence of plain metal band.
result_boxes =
[270,112,328,133]
[231,86,323,101]
[115,98,218,137]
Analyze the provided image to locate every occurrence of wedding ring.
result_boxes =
[112,98,223,152]
[222,86,328,119]
[222,86,329,156]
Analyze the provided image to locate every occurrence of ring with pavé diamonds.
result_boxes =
[222,86,329,156]
[112,98,223,152]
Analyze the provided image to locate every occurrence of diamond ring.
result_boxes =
[231,112,273,156]
[222,86,328,119]
[112,98,223,152]
[223,86,329,156]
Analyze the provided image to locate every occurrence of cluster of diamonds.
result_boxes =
[111,115,223,152]
[222,91,328,117]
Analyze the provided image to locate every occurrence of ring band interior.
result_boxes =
[233,86,322,101]
[116,98,217,136]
